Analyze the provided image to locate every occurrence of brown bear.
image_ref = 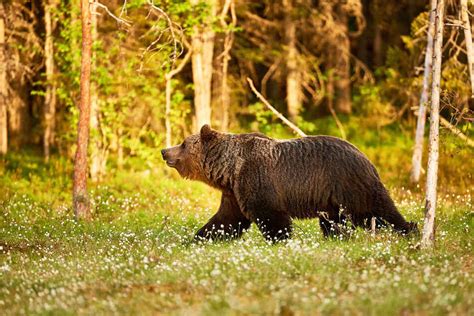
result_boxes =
[161,125,417,241]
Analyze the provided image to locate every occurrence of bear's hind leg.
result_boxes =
[195,192,251,241]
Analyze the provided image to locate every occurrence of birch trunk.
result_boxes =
[461,0,474,97]
[89,1,105,182]
[191,0,216,132]
[44,0,56,161]
[0,2,7,155]
[410,0,437,183]
[284,0,302,120]
[421,0,444,249]
[74,0,92,220]
[165,50,191,147]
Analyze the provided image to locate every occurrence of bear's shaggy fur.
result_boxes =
[161,125,417,241]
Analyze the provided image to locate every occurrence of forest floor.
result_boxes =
[0,135,473,315]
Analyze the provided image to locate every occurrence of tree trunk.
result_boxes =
[421,0,444,249]
[43,0,56,161]
[410,0,437,183]
[165,75,172,148]
[0,2,7,155]
[216,0,235,131]
[89,0,105,182]
[284,0,302,120]
[461,0,474,98]
[373,21,383,68]
[327,5,351,115]
[74,0,92,220]
[165,49,191,147]
[8,83,30,149]
[334,16,351,114]
[191,0,216,132]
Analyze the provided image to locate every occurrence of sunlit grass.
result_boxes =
[1,160,473,315]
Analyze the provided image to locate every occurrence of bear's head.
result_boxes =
[161,124,221,181]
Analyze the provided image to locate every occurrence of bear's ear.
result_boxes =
[200,124,218,143]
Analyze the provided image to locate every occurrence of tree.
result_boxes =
[165,49,191,147]
[44,0,57,161]
[191,0,216,132]
[89,0,106,182]
[421,0,445,249]
[461,0,474,98]
[283,0,303,120]
[74,0,93,220]
[410,0,437,183]
[0,1,7,155]
[324,1,354,114]
[214,0,236,131]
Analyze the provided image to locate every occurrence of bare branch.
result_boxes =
[246,78,307,138]
[93,1,132,26]
[146,0,181,60]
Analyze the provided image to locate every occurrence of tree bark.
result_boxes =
[421,0,444,249]
[284,0,303,120]
[334,16,351,114]
[411,0,437,183]
[191,0,216,132]
[44,0,56,161]
[326,5,351,114]
[165,49,191,147]
[373,21,383,68]
[74,0,92,220]
[461,0,474,98]
[0,2,7,155]
[218,0,235,131]
[89,0,105,182]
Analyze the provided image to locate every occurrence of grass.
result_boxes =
[0,129,473,315]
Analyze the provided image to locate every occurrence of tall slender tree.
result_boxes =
[461,0,474,98]
[283,0,302,120]
[44,0,57,161]
[411,0,437,183]
[89,0,106,182]
[0,1,7,156]
[74,0,93,220]
[422,0,445,249]
[216,0,235,131]
[191,0,216,132]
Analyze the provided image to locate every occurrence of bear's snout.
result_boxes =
[161,148,179,167]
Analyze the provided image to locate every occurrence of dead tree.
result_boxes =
[461,0,474,97]
[422,0,445,249]
[411,0,437,183]
[74,0,93,220]
[0,1,7,155]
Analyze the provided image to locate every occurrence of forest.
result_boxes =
[0,0,473,314]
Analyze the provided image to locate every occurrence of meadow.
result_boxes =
[0,127,473,315]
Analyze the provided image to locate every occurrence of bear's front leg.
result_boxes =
[195,191,251,241]
[255,214,293,242]
[236,182,293,242]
